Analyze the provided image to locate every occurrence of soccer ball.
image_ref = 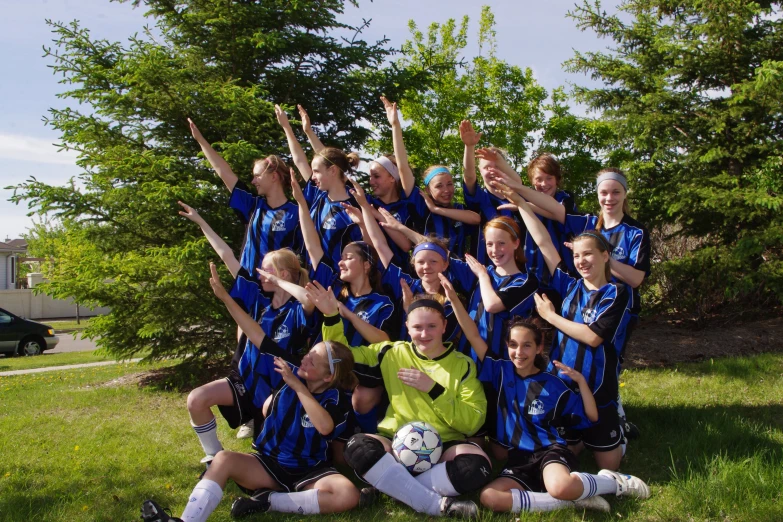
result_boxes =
[391,421,443,474]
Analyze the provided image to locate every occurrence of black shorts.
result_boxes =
[563,405,624,451]
[498,445,578,493]
[249,453,339,492]
[217,370,254,430]
[442,440,484,452]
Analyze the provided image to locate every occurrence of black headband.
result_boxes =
[407,298,445,317]
[576,231,612,251]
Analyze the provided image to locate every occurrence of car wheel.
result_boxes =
[17,336,44,356]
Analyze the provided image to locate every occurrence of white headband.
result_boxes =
[325,341,342,375]
[596,171,628,192]
[372,156,400,181]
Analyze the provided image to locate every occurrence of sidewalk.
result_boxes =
[0,359,142,377]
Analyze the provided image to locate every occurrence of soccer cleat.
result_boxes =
[574,495,611,512]
[597,470,651,499]
[359,486,379,508]
[236,421,254,439]
[230,489,273,518]
[200,454,216,465]
[622,419,641,440]
[440,497,479,519]
[140,499,183,522]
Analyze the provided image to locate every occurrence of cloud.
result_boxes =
[0,133,79,166]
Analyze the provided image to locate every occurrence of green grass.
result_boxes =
[46,318,94,331]
[0,350,116,371]
[0,354,781,521]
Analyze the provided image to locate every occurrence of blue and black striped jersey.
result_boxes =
[524,190,577,287]
[380,260,477,343]
[459,267,539,362]
[303,180,363,271]
[255,382,350,469]
[564,213,650,315]
[409,189,470,258]
[229,180,303,277]
[367,189,421,272]
[547,263,631,408]
[463,182,526,266]
[478,359,592,451]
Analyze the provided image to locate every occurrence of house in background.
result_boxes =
[0,238,27,290]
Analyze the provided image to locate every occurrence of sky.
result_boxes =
[0,0,611,240]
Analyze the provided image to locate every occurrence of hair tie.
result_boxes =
[373,157,399,181]
[596,171,627,192]
[423,167,452,187]
[407,298,445,317]
[412,242,448,261]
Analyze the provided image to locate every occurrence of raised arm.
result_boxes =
[535,293,603,347]
[440,274,488,361]
[460,120,481,195]
[298,105,327,154]
[552,361,598,423]
[290,169,324,268]
[210,262,266,347]
[381,96,415,198]
[481,157,566,223]
[188,119,239,191]
[338,302,390,344]
[420,189,481,225]
[256,268,314,315]
[610,259,646,289]
[465,254,505,313]
[179,201,240,277]
[273,357,336,435]
[350,179,394,268]
[377,207,427,245]
[275,105,312,181]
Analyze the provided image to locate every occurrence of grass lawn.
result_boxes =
[0,354,781,522]
[46,318,94,332]
[0,350,115,372]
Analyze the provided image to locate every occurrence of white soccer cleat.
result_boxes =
[574,495,611,512]
[598,470,651,499]
[236,421,254,439]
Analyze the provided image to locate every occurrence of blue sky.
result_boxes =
[0,0,610,240]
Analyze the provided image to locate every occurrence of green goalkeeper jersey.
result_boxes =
[322,314,486,441]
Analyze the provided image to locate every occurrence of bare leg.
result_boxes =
[187,379,234,425]
[593,446,623,471]
[479,477,519,512]
[300,474,360,514]
[203,451,281,491]
[351,385,383,414]
[542,463,584,500]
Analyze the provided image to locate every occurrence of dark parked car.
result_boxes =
[0,307,59,356]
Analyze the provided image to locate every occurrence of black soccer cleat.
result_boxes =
[623,420,641,440]
[230,489,273,518]
[140,499,183,522]
[440,497,479,519]
[359,486,379,508]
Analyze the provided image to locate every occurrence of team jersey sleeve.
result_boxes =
[427,357,487,437]
[564,213,591,237]
[554,387,593,430]
[629,227,651,276]
[321,313,389,366]
[229,267,261,313]
[228,180,256,224]
[499,274,539,315]
[549,261,577,299]
[588,284,630,340]
[477,356,503,385]
[258,335,299,365]
[319,390,351,440]
[310,262,336,288]
[556,191,578,214]
[302,179,320,206]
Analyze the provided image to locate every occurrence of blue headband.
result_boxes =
[413,242,448,261]
[424,167,452,186]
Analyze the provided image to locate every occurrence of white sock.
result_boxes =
[191,418,222,457]
[571,472,617,499]
[364,453,443,516]
[415,462,459,496]
[617,396,626,419]
[511,488,572,513]
[269,489,320,514]
[180,479,223,522]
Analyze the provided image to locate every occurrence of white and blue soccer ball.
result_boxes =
[391,421,443,474]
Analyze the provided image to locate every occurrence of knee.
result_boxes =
[187,386,211,412]
[351,386,382,414]
[545,479,571,500]
[343,434,387,476]
[445,454,493,495]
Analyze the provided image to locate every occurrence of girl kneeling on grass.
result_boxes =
[443,275,648,514]
[140,263,359,522]
[306,283,489,518]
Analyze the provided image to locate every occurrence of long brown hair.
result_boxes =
[484,216,526,270]
[317,147,360,182]
[573,232,613,282]
[254,155,291,194]
[506,317,547,371]
[338,241,382,301]
[595,168,632,231]
[323,341,359,391]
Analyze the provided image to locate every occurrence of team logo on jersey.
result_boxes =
[454,221,462,228]
[322,217,337,230]
[301,414,314,428]
[273,325,291,341]
[271,219,287,232]
[582,307,598,323]
[612,246,627,261]
[356,311,371,322]
[528,399,546,416]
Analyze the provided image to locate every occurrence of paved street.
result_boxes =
[49,332,100,353]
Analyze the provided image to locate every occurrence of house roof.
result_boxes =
[0,238,27,252]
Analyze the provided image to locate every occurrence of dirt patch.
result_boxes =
[625,315,783,368]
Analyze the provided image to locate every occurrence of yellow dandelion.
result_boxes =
[4,472,10,477]
[166,483,172,490]
[619,382,626,388]
[83,505,89,511]
[74,445,80,451]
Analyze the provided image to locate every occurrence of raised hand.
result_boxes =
[397,367,435,392]
[459,120,482,147]
[552,360,587,385]
[274,104,291,128]
[438,273,458,304]
[188,118,206,143]
[274,356,304,391]
[534,293,557,321]
[475,147,499,163]
[489,180,525,206]
[297,104,312,133]
[289,168,306,204]
[465,254,489,278]
[419,188,438,212]
[486,167,524,190]
[341,202,363,225]
[304,280,340,316]
[256,268,281,288]
[401,279,413,312]
[381,96,400,127]
[377,207,405,232]
[348,177,369,207]
[178,201,205,225]
[209,262,229,300]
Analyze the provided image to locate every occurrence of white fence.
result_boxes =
[0,289,110,320]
